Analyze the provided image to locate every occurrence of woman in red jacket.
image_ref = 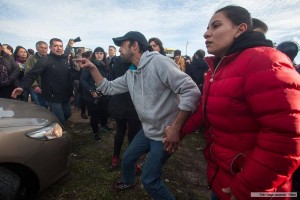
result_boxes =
[177,5,300,200]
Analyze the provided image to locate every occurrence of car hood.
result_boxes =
[0,98,57,128]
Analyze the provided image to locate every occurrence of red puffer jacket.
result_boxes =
[181,47,300,199]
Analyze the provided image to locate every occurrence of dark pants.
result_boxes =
[73,80,80,109]
[210,190,219,200]
[81,98,87,115]
[0,84,14,99]
[86,97,110,134]
[292,167,300,198]
[113,118,141,156]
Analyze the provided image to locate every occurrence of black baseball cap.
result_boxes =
[112,31,149,51]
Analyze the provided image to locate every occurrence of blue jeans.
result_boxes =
[121,129,174,200]
[35,93,48,108]
[30,89,48,108]
[47,101,71,125]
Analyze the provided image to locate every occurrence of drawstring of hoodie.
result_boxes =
[141,68,144,112]
[129,64,137,100]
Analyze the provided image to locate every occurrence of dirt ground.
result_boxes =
[39,107,210,200]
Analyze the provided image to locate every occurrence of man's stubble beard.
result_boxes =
[120,52,134,64]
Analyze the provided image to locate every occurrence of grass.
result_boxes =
[38,121,209,200]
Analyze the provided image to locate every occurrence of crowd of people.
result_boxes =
[1,4,300,200]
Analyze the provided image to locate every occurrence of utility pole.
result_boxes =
[185,41,188,56]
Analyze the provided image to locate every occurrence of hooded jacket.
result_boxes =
[97,51,200,141]
[185,57,208,90]
[181,31,300,199]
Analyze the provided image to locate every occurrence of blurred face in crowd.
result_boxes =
[50,41,63,56]
[119,40,134,63]
[37,43,48,56]
[17,47,28,62]
[149,41,161,52]
[2,44,12,53]
[203,11,243,58]
[95,51,104,61]
[174,55,180,63]
[1,44,13,56]
[108,47,116,57]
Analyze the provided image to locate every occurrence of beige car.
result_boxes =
[0,98,72,200]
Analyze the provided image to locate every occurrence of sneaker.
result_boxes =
[99,125,112,133]
[135,163,142,175]
[93,133,101,142]
[111,155,120,168]
[113,181,133,191]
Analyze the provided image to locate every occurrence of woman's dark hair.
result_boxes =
[216,5,252,29]
[13,46,28,61]
[252,18,268,33]
[148,37,166,55]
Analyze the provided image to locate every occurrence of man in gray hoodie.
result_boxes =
[73,31,200,200]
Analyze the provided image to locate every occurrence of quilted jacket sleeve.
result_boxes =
[180,101,204,140]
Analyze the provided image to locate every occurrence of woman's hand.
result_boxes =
[222,187,237,200]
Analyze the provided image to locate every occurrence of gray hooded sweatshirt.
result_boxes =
[97,51,201,141]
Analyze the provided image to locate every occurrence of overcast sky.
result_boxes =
[1,0,300,63]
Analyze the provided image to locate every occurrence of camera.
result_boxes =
[73,37,81,43]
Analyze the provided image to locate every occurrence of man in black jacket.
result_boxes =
[11,38,74,125]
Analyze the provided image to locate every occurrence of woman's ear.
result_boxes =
[235,23,248,38]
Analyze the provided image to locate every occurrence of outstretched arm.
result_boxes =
[73,58,104,85]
